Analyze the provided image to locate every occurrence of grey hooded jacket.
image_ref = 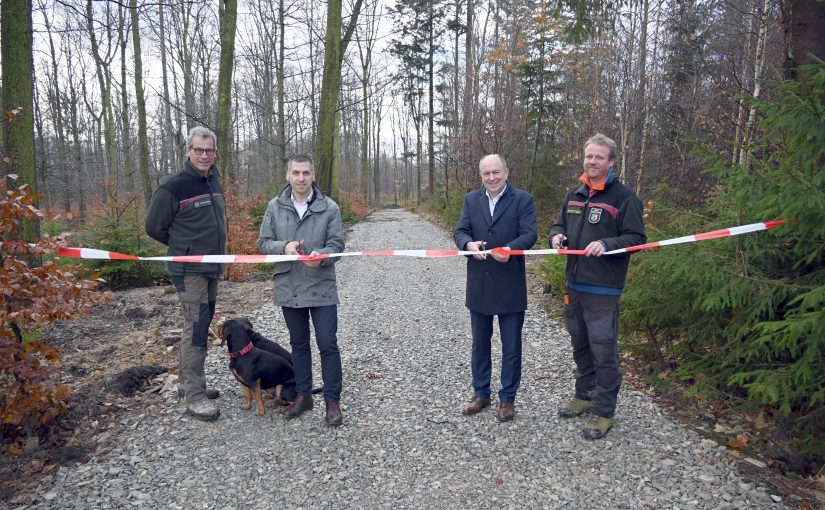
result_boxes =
[258,183,345,308]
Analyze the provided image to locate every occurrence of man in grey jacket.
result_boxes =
[146,126,226,422]
[258,154,345,426]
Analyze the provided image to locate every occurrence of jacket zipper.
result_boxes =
[207,175,221,256]
[571,190,593,281]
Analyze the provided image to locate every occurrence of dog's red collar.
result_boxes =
[229,341,254,358]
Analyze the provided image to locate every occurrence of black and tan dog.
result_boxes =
[222,317,299,404]
[228,318,293,362]
[221,318,295,416]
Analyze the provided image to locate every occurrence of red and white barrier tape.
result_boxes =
[43,219,786,263]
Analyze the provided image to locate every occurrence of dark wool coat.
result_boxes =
[454,184,538,316]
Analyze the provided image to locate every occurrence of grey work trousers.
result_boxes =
[171,275,218,404]
[563,288,622,419]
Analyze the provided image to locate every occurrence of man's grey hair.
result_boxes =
[479,154,508,171]
[584,133,617,161]
[287,153,314,173]
[186,126,218,150]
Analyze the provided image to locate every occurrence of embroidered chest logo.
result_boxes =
[588,207,603,224]
[194,199,212,208]
[567,206,583,215]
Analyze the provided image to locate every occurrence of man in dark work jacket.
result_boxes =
[454,154,538,422]
[146,126,227,422]
[550,133,646,440]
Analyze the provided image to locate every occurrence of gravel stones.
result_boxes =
[20,209,783,509]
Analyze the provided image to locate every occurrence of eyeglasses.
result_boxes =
[191,148,217,156]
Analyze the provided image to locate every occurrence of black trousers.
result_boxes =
[281,305,342,401]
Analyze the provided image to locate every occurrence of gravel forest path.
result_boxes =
[20,208,784,509]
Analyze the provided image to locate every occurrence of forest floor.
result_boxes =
[0,237,822,508]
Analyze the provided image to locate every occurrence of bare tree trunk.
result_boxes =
[357,0,379,204]
[617,1,638,181]
[732,1,758,165]
[462,0,474,188]
[784,0,825,79]
[216,0,238,180]
[427,0,435,197]
[181,4,195,131]
[130,0,152,203]
[306,1,319,150]
[2,1,39,240]
[276,0,287,177]
[119,6,135,193]
[637,0,661,195]
[158,2,177,176]
[41,2,70,211]
[86,0,119,188]
[65,41,86,216]
[315,0,363,199]
[316,0,345,197]
[738,0,770,168]
[373,84,387,205]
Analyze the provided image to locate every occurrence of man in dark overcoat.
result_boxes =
[454,154,538,422]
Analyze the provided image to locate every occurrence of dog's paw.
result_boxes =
[240,402,252,410]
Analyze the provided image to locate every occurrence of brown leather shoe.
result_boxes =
[325,399,343,426]
[462,396,491,416]
[497,402,516,422]
[283,394,313,419]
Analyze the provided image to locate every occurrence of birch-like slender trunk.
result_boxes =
[738,0,770,168]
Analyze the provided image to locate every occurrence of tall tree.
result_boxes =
[130,0,152,205]
[356,0,382,204]
[275,0,287,177]
[737,0,770,168]
[118,5,135,192]
[85,0,119,187]
[157,1,178,177]
[216,0,238,179]
[40,1,70,212]
[1,0,38,240]
[389,0,444,197]
[784,0,825,79]
[315,0,364,198]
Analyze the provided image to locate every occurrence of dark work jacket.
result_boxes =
[454,184,538,315]
[549,172,646,291]
[145,160,227,277]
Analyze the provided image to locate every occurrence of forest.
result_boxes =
[1,0,823,492]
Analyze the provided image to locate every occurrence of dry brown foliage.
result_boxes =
[0,175,110,450]
[223,181,265,282]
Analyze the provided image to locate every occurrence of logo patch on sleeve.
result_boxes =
[567,206,583,215]
[194,199,212,208]
[588,207,603,224]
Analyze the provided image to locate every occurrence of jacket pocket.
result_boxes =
[563,304,583,338]
[304,265,335,281]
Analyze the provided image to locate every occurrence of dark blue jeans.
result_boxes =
[281,305,342,401]
[470,310,524,403]
[563,289,621,418]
